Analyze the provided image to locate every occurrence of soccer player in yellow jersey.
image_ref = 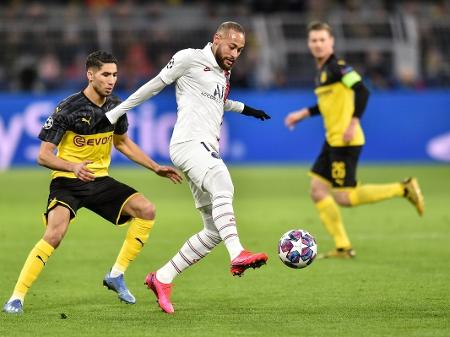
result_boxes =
[284,22,425,259]
[3,51,182,314]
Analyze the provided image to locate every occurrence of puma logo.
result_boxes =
[36,255,46,266]
[135,237,144,247]
[81,117,91,125]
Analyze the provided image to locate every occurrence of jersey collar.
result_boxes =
[320,54,336,70]
[203,42,222,70]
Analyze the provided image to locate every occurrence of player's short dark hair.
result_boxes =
[85,51,117,70]
[307,21,333,36]
[216,21,245,36]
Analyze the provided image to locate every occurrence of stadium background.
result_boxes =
[0,0,449,168]
[0,2,449,337]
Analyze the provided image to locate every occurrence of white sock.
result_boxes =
[8,293,24,303]
[212,194,243,260]
[156,230,221,284]
[109,266,124,278]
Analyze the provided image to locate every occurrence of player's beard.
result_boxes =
[215,46,234,71]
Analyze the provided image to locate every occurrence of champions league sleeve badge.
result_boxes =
[43,116,54,129]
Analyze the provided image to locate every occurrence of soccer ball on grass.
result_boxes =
[278,229,318,269]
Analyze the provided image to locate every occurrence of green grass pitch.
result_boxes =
[0,165,449,337]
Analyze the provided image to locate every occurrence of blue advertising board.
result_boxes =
[0,90,449,170]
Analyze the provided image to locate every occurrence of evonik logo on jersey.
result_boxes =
[73,135,113,147]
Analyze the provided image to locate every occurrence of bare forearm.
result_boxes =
[37,151,74,172]
[116,141,158,172]
[293,108,311,121]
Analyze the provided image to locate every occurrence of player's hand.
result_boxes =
[72,160,95,182]
[284,108,308,130]
[154,165,183,184]
[242,105,271,121]
[284,112,300,130]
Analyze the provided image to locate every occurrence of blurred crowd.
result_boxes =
[0,0,449,92]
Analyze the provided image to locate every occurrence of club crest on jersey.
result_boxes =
[43,116,53,129]
[204,66,211,71]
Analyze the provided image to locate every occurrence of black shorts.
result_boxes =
[311,142,363,188]
[45,176,138,225]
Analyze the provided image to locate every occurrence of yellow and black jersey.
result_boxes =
[38,91,127,179]
[313,54,365,147]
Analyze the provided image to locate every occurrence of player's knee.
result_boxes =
[333,191,351,207]
[140,202,156,220]
[43,227,66,248]
[310,185,328,202]
[199,204,213,222]
[123,195,156,220]
[44,219,69,248]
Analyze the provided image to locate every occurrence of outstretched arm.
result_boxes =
[107,49,193,124]
[284,105,319,130]
[113,133,182,184]
[225,99,271,121]
[106,75,167,124]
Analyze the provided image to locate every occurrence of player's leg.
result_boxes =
[330,144,424,214]
[86,177,149,304]
[202,164,242,258]
[169,141,267,276]
[202,164,268,276]
[310,143,354,259]
[110,194,155,277]
[103,194,155,304]
[154,204,220,284]
[334,183,403,206]
[333,168,404,207]
[311,176,354,258]
[146,199,221,313]
[333,178,424,215]
[3,205,71,314]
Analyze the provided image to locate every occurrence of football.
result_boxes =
[278,229,318,269]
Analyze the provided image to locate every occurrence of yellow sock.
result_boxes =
[348,183,404,206]
[113,218,154,272]
[315,196,351,249]
[12,239,54,301]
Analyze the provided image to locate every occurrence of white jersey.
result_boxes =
[105,43,244,150]
[159,43,244,150]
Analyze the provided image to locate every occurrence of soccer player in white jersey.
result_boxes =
[105,22,271,313]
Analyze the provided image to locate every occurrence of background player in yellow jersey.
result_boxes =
[3,51,182,314]
[284,22,425,259]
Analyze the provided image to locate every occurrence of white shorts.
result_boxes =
[170,140,227,208]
